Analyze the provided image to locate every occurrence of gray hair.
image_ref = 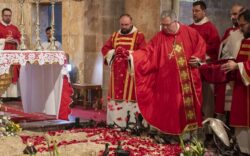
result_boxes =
[160,10,177,21]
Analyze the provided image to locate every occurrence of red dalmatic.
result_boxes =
[102,28,146,101]
[230,39,250,128]
[190,21,220,61]
[133,24,206,134]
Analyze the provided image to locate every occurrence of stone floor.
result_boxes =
[3,99,247,156]
[2,98,104,131]
[20,120,75,131]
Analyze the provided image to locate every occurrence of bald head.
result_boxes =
[119,14,133,34]
[230,3,244,27]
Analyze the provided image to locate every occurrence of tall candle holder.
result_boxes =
[48,0,58,51]
[17,0,27,50]
[33,0,43,51]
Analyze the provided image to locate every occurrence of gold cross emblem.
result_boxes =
[187,110,195,120]
[177,57,185,67]
[174,44,182,53]
[184,96,193,107]
[183,83,191,94]
[168,48,175,59]
[180,71,188,80]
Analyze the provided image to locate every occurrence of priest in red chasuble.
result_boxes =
[221,10,250,155]
[132,10,206,135]
[0,8,21,98]
[101,14,146,127]
[0,8,20,50]
[189,1,220,120]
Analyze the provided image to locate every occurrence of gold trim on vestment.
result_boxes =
[130,31,138,50]
[242,65,250,83]
[183,123,198,132]
[241,44,250,49]
[111,68,115,99]
[113,31,138,50]
[174,42,197,128]
[112,32,117,48]
[123,70,129,100]
[128,75,134,101]
[115,37,134,41]
[114,42,135,46]
[239,51,250,58]
[110,31,138,101]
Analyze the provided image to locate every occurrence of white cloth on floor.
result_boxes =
[106,100,140,127]
[235,127,250,155]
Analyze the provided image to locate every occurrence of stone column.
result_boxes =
[124,0,161,40]
[62,0,85,83]
[101,0,125,107]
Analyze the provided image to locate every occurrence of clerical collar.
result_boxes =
[193,16,209,25]
[1,21,11,26]
[119,26,137,35]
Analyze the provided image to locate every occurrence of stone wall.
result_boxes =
[125,0,161,41]
[179,0,250,36]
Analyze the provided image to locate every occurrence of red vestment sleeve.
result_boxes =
[102,35,114,57]
[205,24,220,61]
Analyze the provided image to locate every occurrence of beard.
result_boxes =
[243,30,250,39]
[232,18,238,27]
[243,25,250,39]
[3,19,10,24]
[121,26,133,34]
[193,16,202,23]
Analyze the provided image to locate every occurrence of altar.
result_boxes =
[0,50,69,117]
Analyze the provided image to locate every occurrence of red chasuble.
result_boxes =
[0,22,21,83]
[133,24,206,134]
[102,29,146,101]
[0,22,20,50]
[190,21,220,61]
[230,39,250,128]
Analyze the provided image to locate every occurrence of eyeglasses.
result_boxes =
[3,15,11,17]
[239,22,249,27]
[161,21,176,28]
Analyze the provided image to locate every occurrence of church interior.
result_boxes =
[0,0,249,155]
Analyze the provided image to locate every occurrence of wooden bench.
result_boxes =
[72,83,102,110]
